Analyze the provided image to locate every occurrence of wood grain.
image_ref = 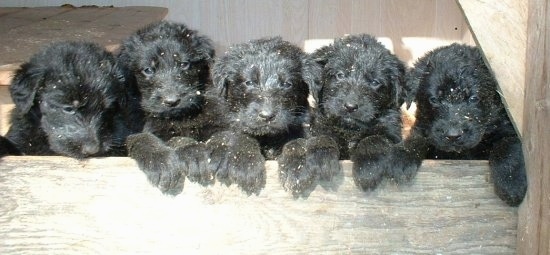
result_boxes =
[0,157,517,254]
[457,0,527,136]
[517,0,550,254]
[0,6,168,66]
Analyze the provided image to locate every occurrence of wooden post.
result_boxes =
[517,0,550,254]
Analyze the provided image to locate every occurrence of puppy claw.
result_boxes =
[127,133,186,195]
[207,131,266,194]
[305,136,341,182]
[351,135,394,191]
[278,139,317,196]
[175,142,214,186]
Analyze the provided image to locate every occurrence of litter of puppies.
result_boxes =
[0,21,526,206]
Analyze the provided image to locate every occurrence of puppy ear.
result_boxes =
[308,45,334,104]
[405,58,432,109]
[311,45,333,67]
[10,63,44,113]
[389,60,407,109]
[212,56,231,99]
[182,30,215,62]
[301,55,323,105]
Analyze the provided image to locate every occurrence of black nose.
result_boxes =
[259,110,276,121]
[445,128,463,141]
[163,98,181,107]
[344,103,358,112]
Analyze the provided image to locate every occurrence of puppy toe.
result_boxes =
[305,136,340,181]
[229,151,266,195]
[127,134,186,195]
[278,138,316,196]
[352,160,385,191]
[351,135,394,191]
[175,142,214,186]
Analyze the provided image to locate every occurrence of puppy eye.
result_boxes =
[335,71,346,81]
[369,79,382,89]
[180,61,191,70]
[429,96,440,106]
[280,81,292,88]
[62,106,76,114]
[141,67,155,77]
[468,95,480,104]
[244,80,255,86]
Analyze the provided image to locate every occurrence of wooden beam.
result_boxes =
[0,156,517,254]
[456,0,527,136]
[517,0,550,254]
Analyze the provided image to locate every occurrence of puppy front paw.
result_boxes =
[305,136,341,182]
[387,134,427,184]
[351,135,393,191]
[207,131,266,194]
[127,133,186,195]
[278,138,316,196]
[490,137,527,206]
[169,138,214,186]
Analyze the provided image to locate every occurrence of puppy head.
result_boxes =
[10,41,128,158]
[312,34,405,129]
[118,21,215,118]
[410,44,503,152]
[213,37,321,137]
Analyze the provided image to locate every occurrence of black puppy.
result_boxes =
[210,37,321,194]
[396,43,527,206]
[5,41,139,158]
[119,21,227,194]
[278,34,406,194]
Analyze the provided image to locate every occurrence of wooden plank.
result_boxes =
[308,0,353,39]
[517,0,550,254]
[0,7,70,31]
[171,0,308,56]
[0,157,517,254]
[0,86,12,135]
[0,6,167,65]
[457,0,526,136]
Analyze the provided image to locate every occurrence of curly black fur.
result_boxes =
[5,41,140,158]
[119,21,228,195]
[395,43,527,206]
[210,37,321,195]
[279,34,407,194]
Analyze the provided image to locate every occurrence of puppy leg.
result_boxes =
[127,133,186,195]
[278,138,315,196]
[489,136,527,206]
[387,131,427,184]
[168,137,214,186]
[207,131,266,195]
[305,135,341,182]
[351,135,393,191]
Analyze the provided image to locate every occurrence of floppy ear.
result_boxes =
[310,44,333,67]
[388,59,407,108]
[404,58,432,109]
[308,45,333,104]
[178,27,215,63]
[189,33,215,62]
[211,56,231,99]
[10,63,44,113]
[301,55,323,105]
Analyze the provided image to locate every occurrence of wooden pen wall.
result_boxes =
[0,0,474,66]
